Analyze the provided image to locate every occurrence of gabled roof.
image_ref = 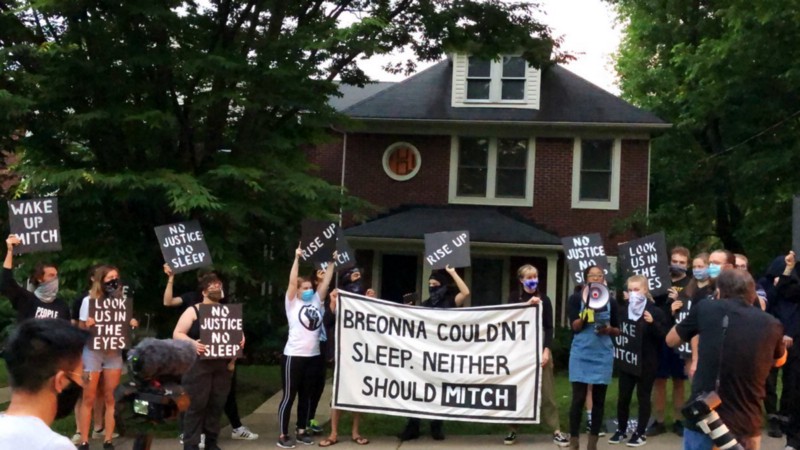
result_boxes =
[345,205,562,246]
[338,59,667,127]
[330,82,395,111]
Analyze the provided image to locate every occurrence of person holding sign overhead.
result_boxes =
[0,234,70,321]
[608,275,668,447]
[276,244,335,449]
[77,265,138,450]
[567,265,620,450]
[398,266,470,442]
[503,264,570,447]
[173,273,243,450]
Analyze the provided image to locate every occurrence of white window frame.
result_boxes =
[571,137,621,210]
[465,56,527,104]
[382,142,421,181]
[448,136,535,207]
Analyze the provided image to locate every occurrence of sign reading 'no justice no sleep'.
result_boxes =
[154,220,213,274]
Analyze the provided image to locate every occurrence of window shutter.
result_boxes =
[525,65,541,109]
[451,54,468,107]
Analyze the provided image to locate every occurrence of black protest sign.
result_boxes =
[424,230,470,270]
[675,301,692,357]
[88,292,133,351]
[199,303,244,359]
[613,319,643,376]
[320,228,356,271]
[618,232,671,297]
[8,197,61,254]
[793,195,800,254]
[154,220,213,274]
[561,233,609,285]
[300,220,337,268]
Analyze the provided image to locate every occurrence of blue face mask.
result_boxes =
[301,289,314,302]
[707,263,722,279]
[693,268,709,281]
[522,279,538,291]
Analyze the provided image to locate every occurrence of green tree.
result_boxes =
[608,0,800,269]
[0,1,561,353]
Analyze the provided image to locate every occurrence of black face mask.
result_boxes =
[103,278,120,295]
[669,265,687,276]
[344,280,364,295]
[428,285,448,305]
[56,379,83,420]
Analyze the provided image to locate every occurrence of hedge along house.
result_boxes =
[309,55,668,323]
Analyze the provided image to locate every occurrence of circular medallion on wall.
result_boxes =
[382,142,421,181]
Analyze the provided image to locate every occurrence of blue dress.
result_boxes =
[568,301,614,385]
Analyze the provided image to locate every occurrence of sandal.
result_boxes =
[319,437,339,447]
[352,436,370,445]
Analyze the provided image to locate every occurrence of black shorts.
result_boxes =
[656,341,687,380]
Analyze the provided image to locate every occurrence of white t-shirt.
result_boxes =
[78,295,90,321]
[0,414,75,450]
[283,293,324,356]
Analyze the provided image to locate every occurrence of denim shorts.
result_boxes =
[82,346,124,372]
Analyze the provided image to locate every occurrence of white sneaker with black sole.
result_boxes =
[608,431,627,444]
[503,431,517,445]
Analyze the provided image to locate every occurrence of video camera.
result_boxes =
[681,391,744,450]
[115,338,196,428]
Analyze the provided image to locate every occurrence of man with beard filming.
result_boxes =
[0,319,89,449]
[666,269,786,450]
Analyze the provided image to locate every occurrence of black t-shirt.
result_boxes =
[676,298,785,438]
[509,290,554,350]
[656,276,691,324]
[0,268,71,321]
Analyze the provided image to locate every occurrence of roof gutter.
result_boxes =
[340,117,672,132]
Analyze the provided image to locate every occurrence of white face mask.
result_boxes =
[628,292,647,321]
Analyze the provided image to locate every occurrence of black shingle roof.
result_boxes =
[345,205,562,246]
[340,60,666,126]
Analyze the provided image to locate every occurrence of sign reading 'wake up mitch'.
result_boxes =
[333,291,542,423]
[8,198,61,254]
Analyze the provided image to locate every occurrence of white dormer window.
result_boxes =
[452,53,540,109]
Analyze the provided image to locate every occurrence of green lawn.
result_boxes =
[0,363,7,388]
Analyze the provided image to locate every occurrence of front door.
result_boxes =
[380,254,418,303]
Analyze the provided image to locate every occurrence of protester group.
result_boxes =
[0,216,798,450]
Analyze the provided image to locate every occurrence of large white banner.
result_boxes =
[333,291,542,423]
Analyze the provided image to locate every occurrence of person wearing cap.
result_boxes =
[398,265,470,441]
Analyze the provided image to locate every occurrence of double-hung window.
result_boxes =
[572,138,621,210]
[449,136,534,206]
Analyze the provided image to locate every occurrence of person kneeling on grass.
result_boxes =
[318,288,369,447]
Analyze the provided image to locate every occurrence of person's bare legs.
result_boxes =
[653,379,667,422]
[79,372,102,443]
[101,368,122,442]
[352,412,363,439]
[93,373,105,434]
[323,408,341,444]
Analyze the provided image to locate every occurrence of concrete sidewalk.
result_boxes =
[110,382,787,450]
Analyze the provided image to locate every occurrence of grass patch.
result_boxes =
[0,363,7,388]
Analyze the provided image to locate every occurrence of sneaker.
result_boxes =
[103,441,115,450]
[200,433,206,449]
[72,433,82,445]
[295,430,314,446]
[232,426,259,440]
[768,417,783,438]
[92,429,120,440]
[276,435,296,449]
[77,442,90,450]
[308,419,323,435]
[586,420,607,436]
[627,433,647,447]
[504,431,517,445]
[672,421,684,437]
[179,433,183,445]
[553,431,570,447]
[646,421,665,437]
[608,431,627,444]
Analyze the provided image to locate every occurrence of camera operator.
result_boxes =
[666,269,787,450]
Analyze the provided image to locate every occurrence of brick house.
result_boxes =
[308,55,667,322]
